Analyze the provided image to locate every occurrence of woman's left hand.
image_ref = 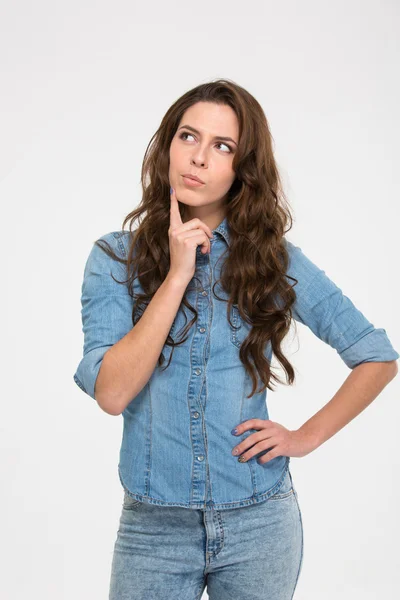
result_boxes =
[231,419,318,464]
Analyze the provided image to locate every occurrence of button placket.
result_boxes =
[188,250,213,504]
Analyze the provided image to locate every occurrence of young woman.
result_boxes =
[73,79,399,600]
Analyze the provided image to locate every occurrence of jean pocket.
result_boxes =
[269,468,295,500]
[123,491,142,510]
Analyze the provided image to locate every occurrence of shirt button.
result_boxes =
[197,455,205,461]
[201,290,207,296]
[199,327,206,333]
[194,368,201,375]
[193,412,200,418]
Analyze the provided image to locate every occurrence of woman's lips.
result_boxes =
[182,175,205,187]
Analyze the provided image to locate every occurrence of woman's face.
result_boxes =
[169,101,239,216]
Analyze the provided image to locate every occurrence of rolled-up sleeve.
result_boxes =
[73,231,134,400]
[285,239,399,369]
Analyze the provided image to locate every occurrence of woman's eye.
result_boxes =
[179,132,232,153]
[216,142,232,153]
[180,132,195,142]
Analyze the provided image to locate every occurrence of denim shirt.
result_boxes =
[73,217,399,511]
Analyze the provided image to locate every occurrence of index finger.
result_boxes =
[169,187,182,229]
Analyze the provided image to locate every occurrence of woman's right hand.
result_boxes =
[168,186,214,285]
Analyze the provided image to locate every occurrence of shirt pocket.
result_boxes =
[229,304,252,349]
[159,314,179,366]
[159,291,196,365]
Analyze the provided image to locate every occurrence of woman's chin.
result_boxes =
[176,187,205,204]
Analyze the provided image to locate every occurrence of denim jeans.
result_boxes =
[109,467,304,599]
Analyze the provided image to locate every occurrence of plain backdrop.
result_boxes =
[1,1,399,598]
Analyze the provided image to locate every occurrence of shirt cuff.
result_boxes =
[338,327,400,369]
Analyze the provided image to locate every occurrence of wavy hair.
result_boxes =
[95,78,299,398]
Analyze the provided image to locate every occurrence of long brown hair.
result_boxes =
[95,78,299,398]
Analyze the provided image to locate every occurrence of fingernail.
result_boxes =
[231,428,238,435]
[170,187,173,194]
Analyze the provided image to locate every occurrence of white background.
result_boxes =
[1,1,399,598]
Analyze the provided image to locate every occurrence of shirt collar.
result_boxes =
[212,215,231,246]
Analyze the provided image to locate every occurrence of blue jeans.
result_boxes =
[109,467,304,599]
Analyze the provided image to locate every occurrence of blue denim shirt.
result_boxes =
[73,216,399,510]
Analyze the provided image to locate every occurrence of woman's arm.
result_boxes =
[284,238,399,450]
[73,231,189,416]
[284,238,399,369]
[230,360,398,463]
[295,360,398,452]
[96,273,188,415]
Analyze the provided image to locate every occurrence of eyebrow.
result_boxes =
[178,124,238,146]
